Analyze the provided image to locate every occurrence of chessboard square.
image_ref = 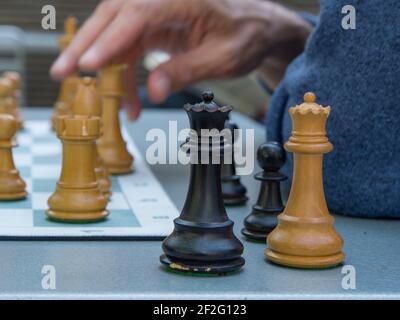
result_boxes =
[0,195,32,209]
[110,176,122,192]
[32,165,61,179]
[17,134,33,147]
[14,153,32,167]
[25,178,33,193]
[19,166,31,178]
[26,121,51,136]
[32,143,61,156]
[34,154,61,165]
[32,192,51,210]
[0,209,33,227]
[34,136,59,144]
[107,192,130,210]
[14,146,30,154]
[33,179,57,192]
[33,209,140,228]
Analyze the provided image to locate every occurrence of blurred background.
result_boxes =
[0,0,319,122]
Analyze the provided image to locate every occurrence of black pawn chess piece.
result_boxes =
[160,91,245,275]
[241,142,287,241]
[221,119,248,206]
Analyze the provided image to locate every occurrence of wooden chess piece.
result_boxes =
[47,78,108,222]
[71,78,112,199]
[0,77,14,116]
[221,119,248,205]
[160,92,245,275]
[3,72,23,130]
[265,92,345,268]
[0,114,27,200]
[51,17,79,130]
[97,64,134,174]
[242,142,287,241]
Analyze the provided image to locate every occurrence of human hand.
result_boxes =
[51,0,310,120]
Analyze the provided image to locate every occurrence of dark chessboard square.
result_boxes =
[34,136,59,144]
[0,195,32,209]
[110,176,122,192]
[19,166,31,178]
[33,155,62,165]
[33,179,58,192]
[14,146,30,154]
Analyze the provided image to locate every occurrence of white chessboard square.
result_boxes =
[0,210,33,227]
[17,134,33,147]
[25,178,33,193]
[25,121,52,136]
[32,165,61,179]
[14,153,33,167]
[107,192,130,210]
[32,192,51,210]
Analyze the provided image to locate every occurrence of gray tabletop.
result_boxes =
[1,108,399,300]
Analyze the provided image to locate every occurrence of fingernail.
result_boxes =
[154,72,171,102]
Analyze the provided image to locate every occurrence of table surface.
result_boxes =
[1,108,399,300]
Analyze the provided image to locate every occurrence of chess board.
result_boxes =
[0,120,179,240]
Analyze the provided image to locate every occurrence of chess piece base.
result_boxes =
[160,254,244,275]
[0,190,27,201]
[242,206,281,241]
[241,228,269,242]
[46,209,109,223]
[47,184,109,223]
[105,163,134,175]
[98,145,134,175]
[265,249,345,269]
[0,172,27,201]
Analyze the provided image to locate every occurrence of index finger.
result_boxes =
[50,0,122,79]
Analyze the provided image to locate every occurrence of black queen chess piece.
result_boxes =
[160,91,245,275]
[221,118,248,206]
[241,142,287,241]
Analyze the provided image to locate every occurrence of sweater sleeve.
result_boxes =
[257,12,318,96]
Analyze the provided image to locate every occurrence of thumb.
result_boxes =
[147,46,216,104]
